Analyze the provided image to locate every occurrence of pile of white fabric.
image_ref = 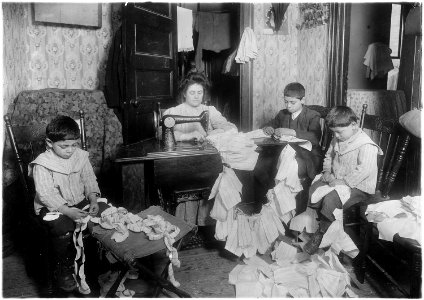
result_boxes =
[207,129,259,171]
[366,195,421,244]
[229,244,358,298]
[91,206,180,244]
[207,131,286,258]
[208,165,285,258]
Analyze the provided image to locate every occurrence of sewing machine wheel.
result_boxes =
[164,116,176,128]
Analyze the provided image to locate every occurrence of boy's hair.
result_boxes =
[325,106,358,128]
[284,82,305,99]
[46,115,80,142]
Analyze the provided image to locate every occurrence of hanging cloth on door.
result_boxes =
[177,7,194,52]
[235,27,258,64]
[194,12,232,72]
[363,42,394,80]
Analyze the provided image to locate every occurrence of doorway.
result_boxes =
[178,3,241,127]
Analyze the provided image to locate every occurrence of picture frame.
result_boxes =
[33,3,102,29]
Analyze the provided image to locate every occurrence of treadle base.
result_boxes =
[180,232,206,250]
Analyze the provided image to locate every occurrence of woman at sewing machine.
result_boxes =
[164,71,237,226]
[163,71,237,142]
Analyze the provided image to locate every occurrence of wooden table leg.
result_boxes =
[410,250,422,298]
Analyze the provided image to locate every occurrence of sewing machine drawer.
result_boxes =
[153,153,222,194]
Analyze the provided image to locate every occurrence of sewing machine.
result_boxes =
[160,111,209,151]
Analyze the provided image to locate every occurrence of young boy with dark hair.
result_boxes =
[304,106,382,254]
[257,82,323,212]
[29,115,108,292]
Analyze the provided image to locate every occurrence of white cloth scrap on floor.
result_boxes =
[319,209,359,258]
[229,248,357,298]
[235,27,258,63]
[271,240,298,261]
[366,195,421,244]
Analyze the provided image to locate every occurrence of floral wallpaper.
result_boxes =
[297,25,328,107]
[253,3,299,129]
[252,3,329,129]
[3,3,120,113]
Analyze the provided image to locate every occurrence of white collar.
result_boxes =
[291,109,302,120]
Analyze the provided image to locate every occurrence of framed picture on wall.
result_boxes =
[33,3,102,28]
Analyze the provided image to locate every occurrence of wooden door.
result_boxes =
[122,3,178,144]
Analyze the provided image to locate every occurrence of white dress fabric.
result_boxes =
[235,27,258,63]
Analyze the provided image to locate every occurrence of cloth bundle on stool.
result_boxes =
[90,206,196,297]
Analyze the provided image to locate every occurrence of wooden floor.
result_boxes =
[2,233,413,298]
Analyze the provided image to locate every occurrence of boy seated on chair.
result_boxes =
[304,106,382,255]
[29,115,108,292]
[256,82,323,213]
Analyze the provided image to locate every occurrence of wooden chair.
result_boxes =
[306,105,333,153]
[356,104,420,297]
[3,111,87,295]
[309,104,414,287]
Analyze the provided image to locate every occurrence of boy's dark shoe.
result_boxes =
[303,219,332,255]
[303,230,325,254]
[54,259,77,292]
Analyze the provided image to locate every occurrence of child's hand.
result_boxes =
[89,202,99,216]
[274,128,296,137]
[328,179,346,187]
[64,207,89,221]
[263,127,274,136]
[321,171,335,183]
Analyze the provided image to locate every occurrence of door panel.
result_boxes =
[123,3,177,144]
[136,71,173,97]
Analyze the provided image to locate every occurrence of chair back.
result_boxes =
[307,105,332,153]
[4,110,87,210]
[359,104,411,198]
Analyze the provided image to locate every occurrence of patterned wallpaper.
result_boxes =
[252,3,328,129]
[297,26,328,107]
[3,3,119,113]
[4,3,329,131]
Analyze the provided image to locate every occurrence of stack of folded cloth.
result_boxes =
[207,130,259,171]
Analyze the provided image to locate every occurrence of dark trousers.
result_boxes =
[39,199,109,237]
[308,180,369,222]
[254,145,323,214]
[38,199,109,262]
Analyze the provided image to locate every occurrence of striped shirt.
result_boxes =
[30,148,100,214]
[323,129,381,194]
